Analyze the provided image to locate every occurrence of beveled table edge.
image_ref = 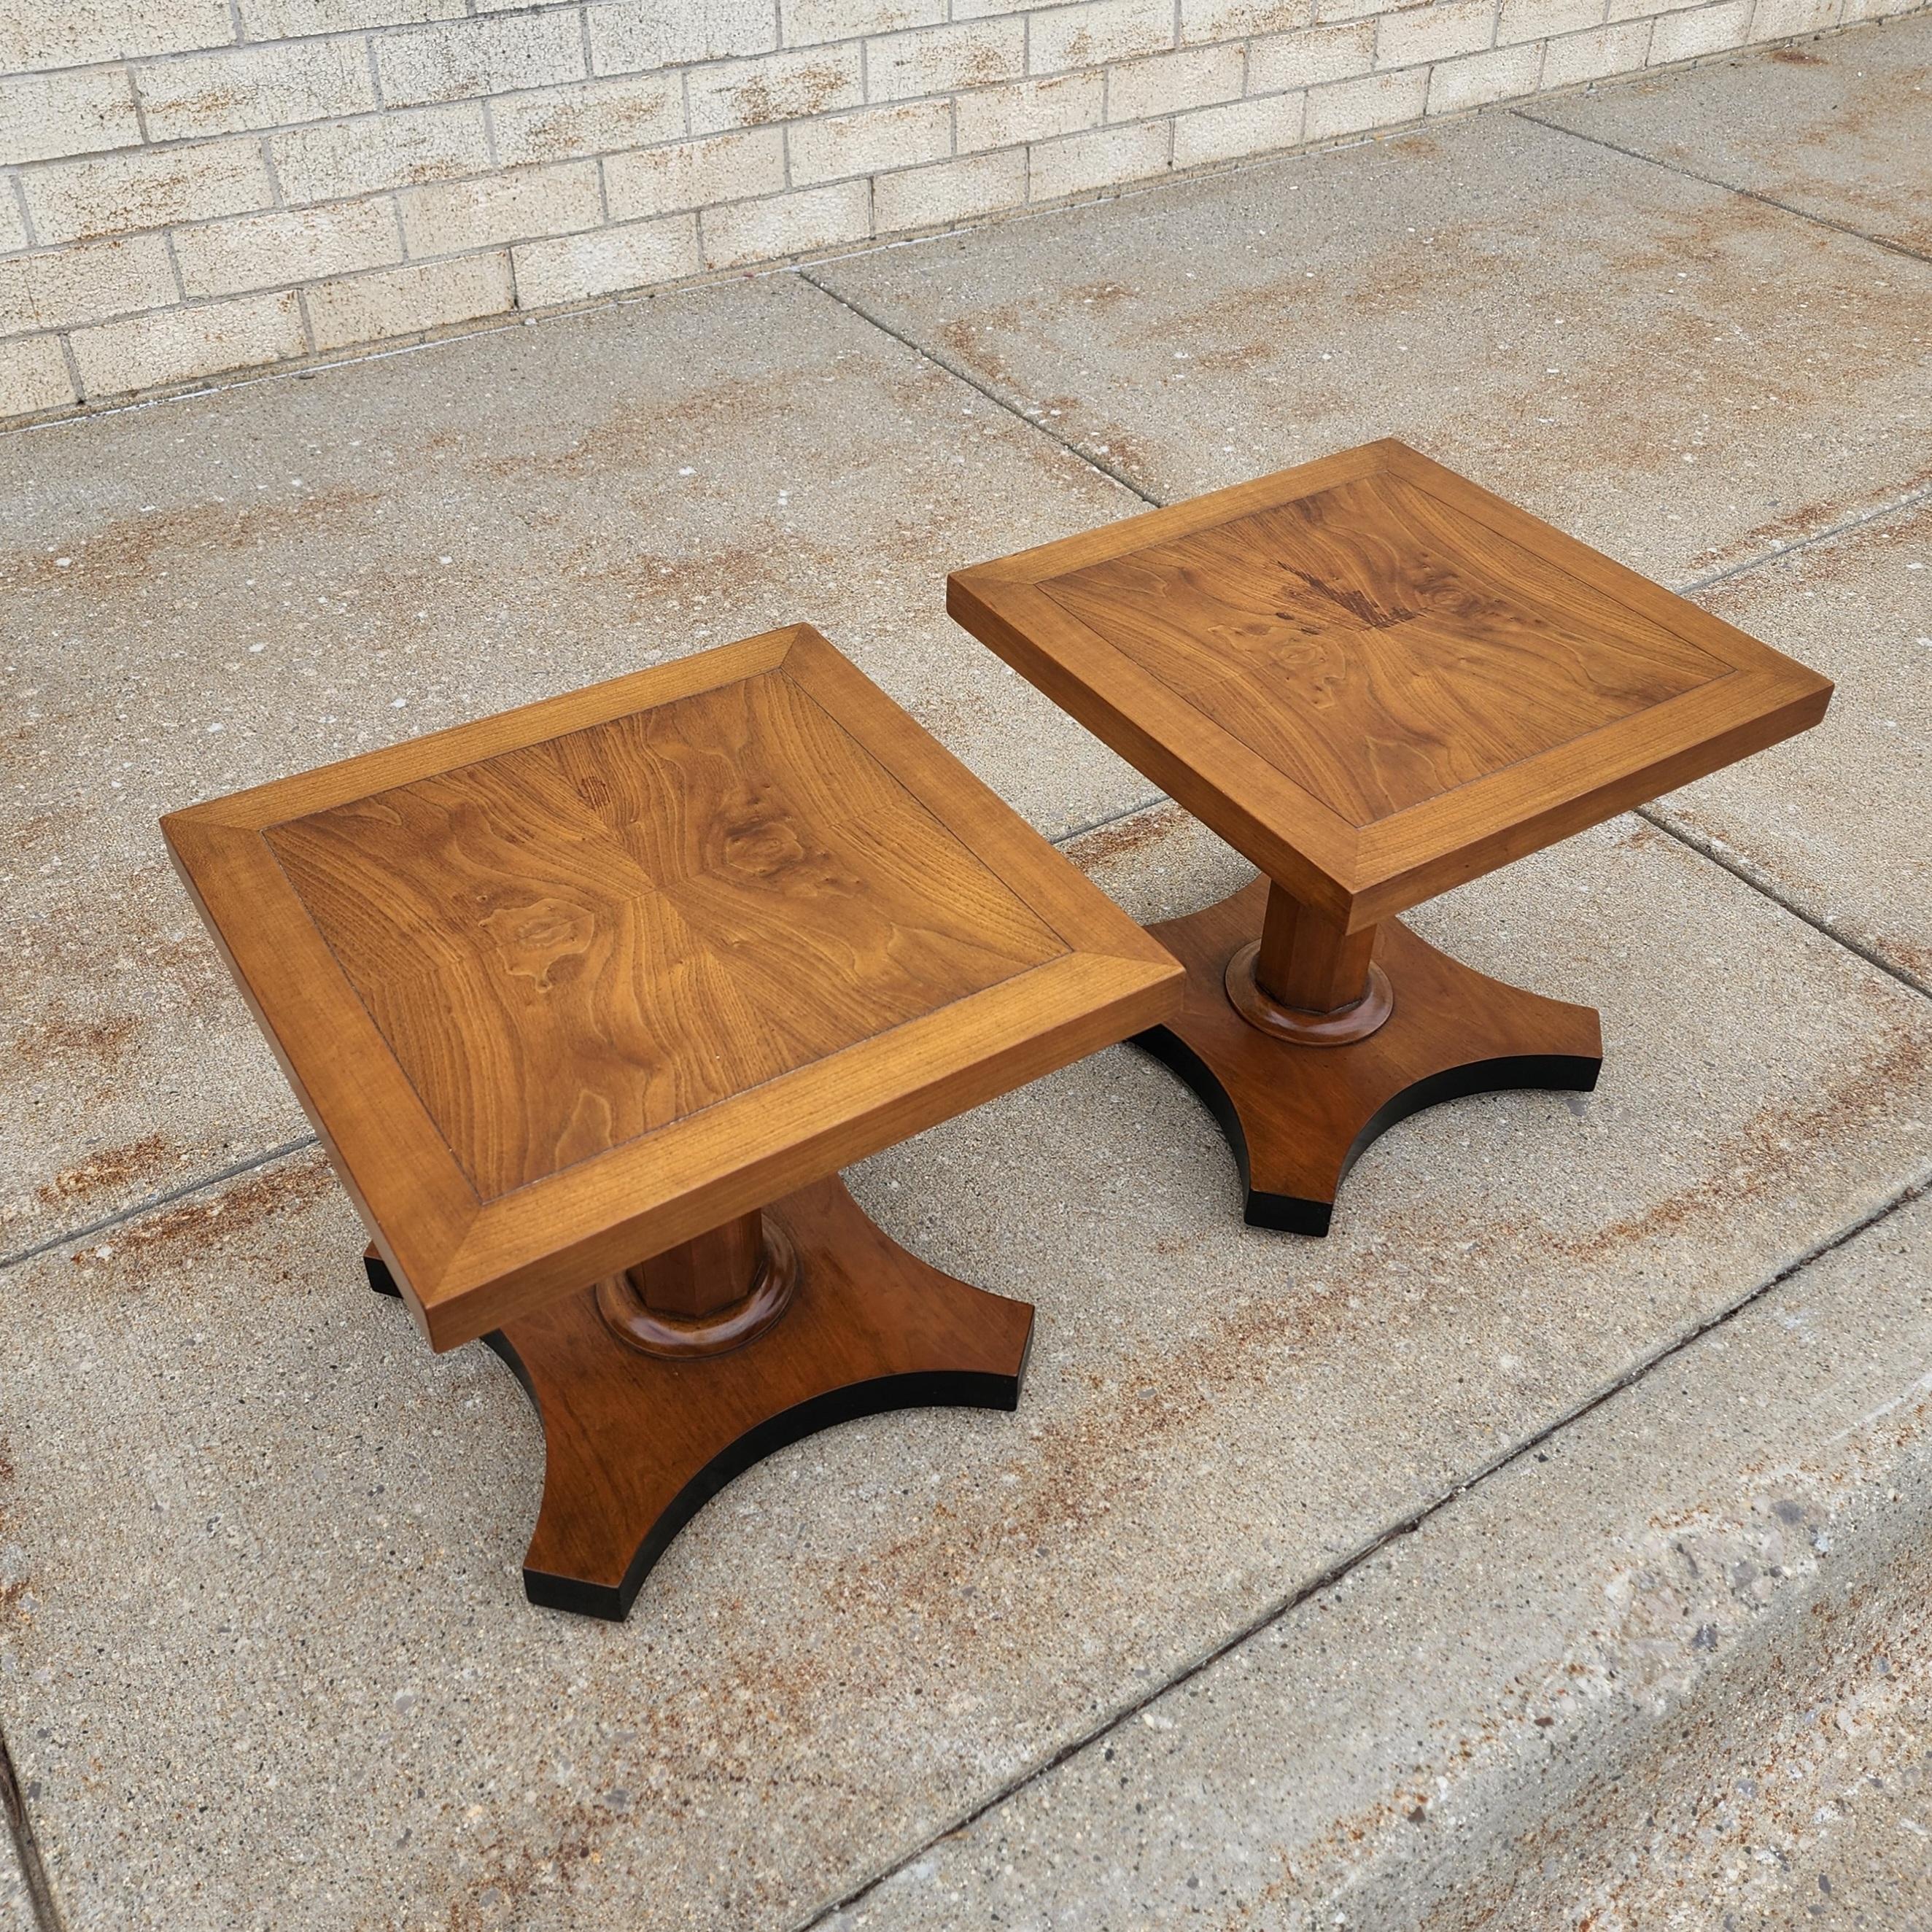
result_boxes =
[948,440,1834,928]
[162,625,1183,1349]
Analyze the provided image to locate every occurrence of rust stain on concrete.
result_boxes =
[66,1152,334,1281]
[36,1133,176,1207]
[0,483,386,589]
[1065,800,1187,874]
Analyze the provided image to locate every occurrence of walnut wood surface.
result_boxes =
[1041,470,1725,826]
[1141,880,1602,1233]
[949,441,1832,930]
[1254,884,1378,1016]
[621,1207,766,1320]
[163,626,1181,1349]
[368,1174,1033,1621]
[264,666,1063,1200]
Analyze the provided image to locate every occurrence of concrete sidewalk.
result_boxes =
[2,19,1928,1929]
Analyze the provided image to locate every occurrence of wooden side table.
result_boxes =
[163,627,1179,1618]
[950,440,1832,1234]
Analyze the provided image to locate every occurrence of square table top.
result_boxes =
[163,626,1179,1349]
[949,440,1832,931]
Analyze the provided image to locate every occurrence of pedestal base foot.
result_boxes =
[365,1175,1032,1619]
[1138,880,1602,1235]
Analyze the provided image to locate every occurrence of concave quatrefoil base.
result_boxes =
[1136,880,1603,1235]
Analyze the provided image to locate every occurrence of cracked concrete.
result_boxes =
[1,18,1929,1930]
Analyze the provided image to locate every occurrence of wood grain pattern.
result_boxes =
[1141,880,1602,1233]
[949,440,1833,929]
[265,669,1063,1198]
[1039,471,1726,827]
[163,626,1183,1349]
[369,1174,1034,1621]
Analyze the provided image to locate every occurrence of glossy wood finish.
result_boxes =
[1143,881,1602,1233]
[163,625,1182,1349]
[593,1208,799,1359]
[951,441,1829,1234]
[366,1176,1033,1621]
[1254,886,1378,1014]
[950,440,1834,932]
[1230,885,1393,1047]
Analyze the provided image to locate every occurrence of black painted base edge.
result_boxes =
[364,1247,1031,1623]
[1136,1027,1602,1238]
[1133,1020,1270,1214]
[509,1352,1031,1622]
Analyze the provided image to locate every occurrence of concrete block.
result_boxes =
[395,160,602,257]
[69,290,304,397]
[1376,0,1501,67]
[1105,43,1247,123]
[1649,0,1754,59]
[1028,0,1176,73]
[603,128,787,220]
[780,0,947,45]
[1179,0,1317,40]
[698,177,871,267]
[1248,21,1378,90]
[686,44,866,133]
[0,233,176,334]
[0,0,231,73]
[511,212,702,304]
[1608,0,1701,23]
[304,248,512,349]
[133,39,376,141]
[1306,61,1429,134]
[1540,18,1654,85]
[1028,117,1172,200]
[488,72,686,166]
[787,99,953,185]
[1497,0,1608,44]
[174,199,403,300]
[0,332,77,416]
[23,136,273,246]
[239,0,465,33]
[1171,88,1308,167]
[271,103,491,203]
[1427,37,1543,109]
[873,146,1028,228]
[0,190,24,255]
[955,71,1107,151]
[375,10,586,110]
[0,67,141,168]
[586,0,779,76]
[1748,0,1842,36]
[866,18,1028,101]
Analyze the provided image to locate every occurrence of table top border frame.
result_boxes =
[163,625,1181,1349]
[948,439,1832,928]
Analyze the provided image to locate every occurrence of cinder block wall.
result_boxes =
[0,0,1904,423]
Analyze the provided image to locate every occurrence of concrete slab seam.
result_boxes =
[0,1729,62,1932]
[788,1166,1932,1932]
[1679,474,1932,596]
[1638,803,1932,1001]
[0,1134,321,1278]
[1512,102,1932,269]
[796,268,1165,509]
